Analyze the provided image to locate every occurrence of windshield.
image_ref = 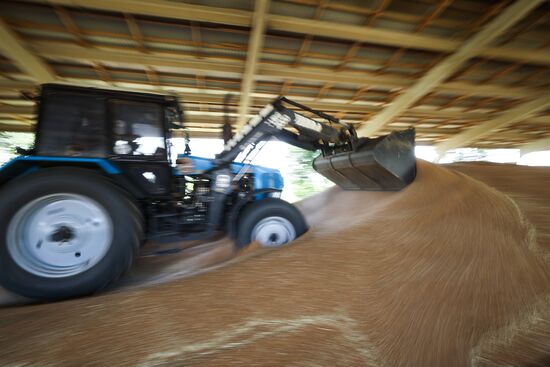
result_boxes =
[165,102,188,162]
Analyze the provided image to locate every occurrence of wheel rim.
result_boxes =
[251,216,296,247]
[7,193,113,278]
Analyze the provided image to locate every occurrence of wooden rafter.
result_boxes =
[144,66,160,86]
[0,17,56,83]
[336,0,391,70]
[190,22,203,59]
[280,0,326,97]
[124,13,163,87]
[501,12,550,45]
[464,96,498,112]
[24,0,550,65]
[91,62,111,82]
[293,1,325,66]
[377,0,453,74]
[479,11,550,87]
[435,95,550,154]
[3,71,548,126]
[14,14,545,75]
[1,0,548,145]
[446,59,483,83]
[459,0,511,38]
[190,22,207,111]
[317,0,391,103]
[124,14,147,53]
[0,123,33,133]
[357,0,544,137]
[8,80,544,123]
[53,7,114,83]
[27,40,542,99]
[236,0,270,126]
[53,6,90,47]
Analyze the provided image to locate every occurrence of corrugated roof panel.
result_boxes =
[320,8,366,25]
[374,18,417,32]
[1,2,61,27]
[263,34,303,52]
[269,1,318,18]
[13,28,74,42]
[71,13,130,36]
[181,0,254,11]
[138,21,193,42]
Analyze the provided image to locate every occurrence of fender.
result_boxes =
[0,156,121,187]
[226,188,283,238]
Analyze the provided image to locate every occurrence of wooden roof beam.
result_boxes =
[237,0,269,126]
[31,43,244,78]
[4,77,548,124]
[0,105,35,115]
[27,0,550,65]
[0,79,36,90]
[0,18,56,83]
[124,14,147,53]
[27,42,544,100]
[357,0,544,137]
[435,95,550,154]
[0,123,33,133]
[39,0,251,27]
[53,6,90,47]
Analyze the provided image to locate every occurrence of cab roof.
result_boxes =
[41,83,179,105]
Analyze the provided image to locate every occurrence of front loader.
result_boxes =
[0,84,416,300]
[215,97,416,191]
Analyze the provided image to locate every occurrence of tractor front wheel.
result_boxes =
[0,168,140,300]
[235,198,307,249]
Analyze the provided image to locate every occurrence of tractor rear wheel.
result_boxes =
[0,168,140,300]
[235,198,307,249]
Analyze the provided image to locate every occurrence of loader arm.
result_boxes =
[215,97,417,191]
[216,97,355,162]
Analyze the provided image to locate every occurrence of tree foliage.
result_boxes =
[0,132,34,164]
[0,131,8,146]
[285,146,333,201]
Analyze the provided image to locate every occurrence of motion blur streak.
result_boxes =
[1,161,549,366]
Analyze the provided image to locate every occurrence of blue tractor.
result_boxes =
[0,84,416,300]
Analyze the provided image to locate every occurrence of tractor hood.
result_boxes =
[175,155,284,191]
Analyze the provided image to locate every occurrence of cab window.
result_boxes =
[110,100,166,157]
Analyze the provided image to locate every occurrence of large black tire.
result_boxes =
[235,198,307,249]
[0,167,141,300]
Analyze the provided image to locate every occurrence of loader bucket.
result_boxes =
[312,129,416,191]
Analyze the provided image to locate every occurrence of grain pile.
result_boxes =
[0,161,549,366]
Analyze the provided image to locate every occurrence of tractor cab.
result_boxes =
[36,84,175,160]
[33,84,178,198]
